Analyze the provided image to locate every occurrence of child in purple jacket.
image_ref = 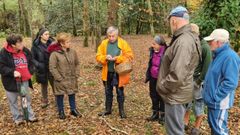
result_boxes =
[145,35,166,124]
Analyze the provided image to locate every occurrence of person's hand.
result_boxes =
[14,71,21,78]
[106,55,112,61]
[111,56,118,61]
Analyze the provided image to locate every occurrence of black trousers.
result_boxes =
[149,77,164,112]
[103,72,124,109]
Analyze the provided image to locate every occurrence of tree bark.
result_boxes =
[117,0,122,35]
[71,0,77,36]
[94,0,101,52]
[2,0,7,31]
[107,0,119,27]
[18,0,31,36]
[147,0,155,36]
[27,0,45,39]
[83,0,90,47]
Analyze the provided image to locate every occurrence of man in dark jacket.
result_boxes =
[0,34,37,125]
[156,6,201,135]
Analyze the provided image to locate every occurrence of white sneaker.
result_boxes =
[15,120,24,125]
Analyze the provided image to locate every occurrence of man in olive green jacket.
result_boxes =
[156,6,201,135]
[184,23,212,135]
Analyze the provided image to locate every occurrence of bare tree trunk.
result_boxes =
[136,15,142,34]
[94,0,101,52]
[91,30,94,45]
[18,0,31,36]
[18,0,25,35]
[147,0,155,36]
[71,0,77,36]
[27,0,45,39]
[83,0,90,47]
[2,0,7,31]
[117,0,122,35]
[127,17,131,34]
[107,0,119,27]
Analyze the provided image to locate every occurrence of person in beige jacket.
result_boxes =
[48,33,81,119]
[156,6,201,135]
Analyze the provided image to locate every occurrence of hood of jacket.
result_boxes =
[47,42,63,54]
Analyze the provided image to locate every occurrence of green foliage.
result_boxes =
[42,0,81,35]
[0,0,18,11]
[192,0,240,52]
[0,31,6,38]
[118,0,186,34]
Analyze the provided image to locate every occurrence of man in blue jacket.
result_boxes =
[203,29,240,135]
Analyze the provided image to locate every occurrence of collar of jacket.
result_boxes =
[149,47,154,58]
[173,24,191,37]
[214,42,230,56]
[103,37,124,50]
[47,42,63,54]
[33,37,53,48]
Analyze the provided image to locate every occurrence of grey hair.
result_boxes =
[182,12,190,20]
[107,26,119,35]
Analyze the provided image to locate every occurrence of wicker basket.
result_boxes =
[115,61,133,75]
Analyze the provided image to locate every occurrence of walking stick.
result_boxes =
[17,77,29,122]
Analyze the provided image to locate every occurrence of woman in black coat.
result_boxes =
[31,28,54,108]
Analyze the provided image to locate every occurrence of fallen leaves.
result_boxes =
[0,35,239,134]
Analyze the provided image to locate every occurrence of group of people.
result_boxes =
[0,31,81,124]
[0,5,239,135]
[143,6,239,135]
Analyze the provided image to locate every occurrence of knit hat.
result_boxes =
[154,35,166,46]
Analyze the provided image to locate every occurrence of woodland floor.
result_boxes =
[0,35,239,135]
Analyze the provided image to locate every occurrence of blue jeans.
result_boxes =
[56,94,76,112]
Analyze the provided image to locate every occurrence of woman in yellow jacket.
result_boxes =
[96,26,133,118]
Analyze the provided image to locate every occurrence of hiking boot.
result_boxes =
[118,101,127,119]
[98,111,112,116]
[158,114,165,125]
[70,109,82,117]
[146,111,159,121]
[59,110,66,119]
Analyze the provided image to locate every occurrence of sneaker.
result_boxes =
[15,120,24,125]
[29,117,38,123]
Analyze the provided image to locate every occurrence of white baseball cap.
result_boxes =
[204,29,229,42]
